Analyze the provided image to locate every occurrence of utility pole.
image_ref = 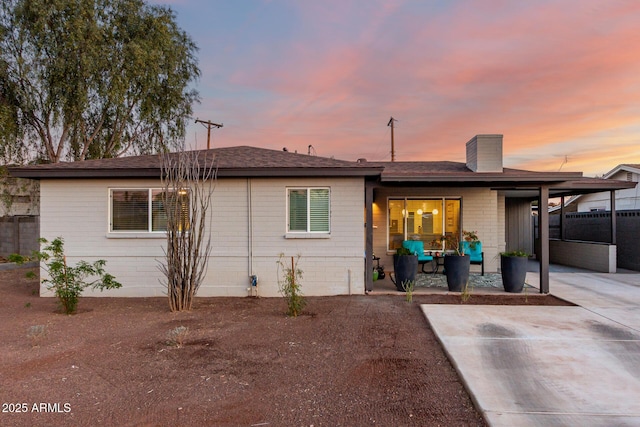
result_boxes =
[387,117,397,162]
[195,118,223,149]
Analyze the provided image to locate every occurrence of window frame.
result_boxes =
[286,187,331,236]
[386,196,462,252]
[108,188,189,235]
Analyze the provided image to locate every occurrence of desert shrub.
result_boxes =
[461,280,473,303]
[26,324,47,347]
[12,237,122,314]
[276,254,306,317]
[401,280,416,303]
[166,326,189,348]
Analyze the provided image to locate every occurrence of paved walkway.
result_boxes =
[422,268,640,426]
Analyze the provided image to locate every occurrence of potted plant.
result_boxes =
[460,230,485,275]
[391,247,418,292]
[500,250,529,293]
[434,231,477,292]
[460,230,479,252]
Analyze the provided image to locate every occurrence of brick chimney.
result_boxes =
[466,134,503,172]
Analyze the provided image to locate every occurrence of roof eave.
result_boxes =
[549,180,637,191]
[604,164,640,178]
[380,174,582,183]
[218,167,384,178]
[9,166,384,179]
[8,168,160,179]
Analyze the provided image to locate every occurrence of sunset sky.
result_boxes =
[154,0,640,176]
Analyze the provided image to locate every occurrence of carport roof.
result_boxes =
[369,160,583,182]
[365,160,636,197]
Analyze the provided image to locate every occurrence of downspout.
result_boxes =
[560,195,565,241]
[248,178,256,295]
[365,179,375,293]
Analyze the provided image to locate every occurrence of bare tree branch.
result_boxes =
[159,149,216,312]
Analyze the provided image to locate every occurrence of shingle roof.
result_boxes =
[366,160,584,183]
[9,146,383,179]
[7,147,638,195]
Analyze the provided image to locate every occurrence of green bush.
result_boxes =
[276,254,306,317]
[396,247,412,256]
[500,250,529,257]
[12,237,122,314]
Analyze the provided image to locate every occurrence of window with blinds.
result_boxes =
[111,188,189,232]
[287,188,330,233]
[111,190,150,231]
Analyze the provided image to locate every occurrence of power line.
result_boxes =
[195,118,223,149]
[387,117,397,162]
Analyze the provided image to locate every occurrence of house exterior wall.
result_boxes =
[39,176,366,298]
[577,170,640,212]
[497,193,506,255]
[504,197,534,255]
[371,186,500,275]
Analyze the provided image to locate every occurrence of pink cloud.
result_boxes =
[186,0,640,174]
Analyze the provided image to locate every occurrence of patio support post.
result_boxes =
[539,186,550,293]
[365,180,375,292]
[610,190,617,245]
[560,195,566,240]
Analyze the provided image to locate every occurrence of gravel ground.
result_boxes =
[0,267,568,426]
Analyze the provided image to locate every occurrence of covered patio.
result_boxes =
[368,260,638,295]
[363,135,637,295]
[369,270,518,295]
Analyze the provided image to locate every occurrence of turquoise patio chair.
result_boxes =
[402,240,434,274]
[460,241,484,275]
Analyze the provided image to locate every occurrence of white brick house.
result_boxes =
[11,137,636,296]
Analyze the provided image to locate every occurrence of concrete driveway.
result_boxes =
[421,270,640,426]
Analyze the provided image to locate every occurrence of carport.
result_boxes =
[501,177,637,292]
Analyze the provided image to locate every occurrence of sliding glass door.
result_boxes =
[388,198,460,251]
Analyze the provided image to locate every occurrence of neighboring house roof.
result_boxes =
[548,194,580,213]
[548,163,640,211]
[604,163,640,179]
[9,146,384,179]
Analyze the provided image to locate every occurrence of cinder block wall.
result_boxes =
[548,210,640,271]
[549,240,616,273]
[0,215,40,257]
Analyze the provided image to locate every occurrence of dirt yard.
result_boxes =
[0,267,571,426]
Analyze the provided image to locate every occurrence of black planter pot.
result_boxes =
[391,254,418,292]
[500,255,528,293]
[444,255,470,292]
